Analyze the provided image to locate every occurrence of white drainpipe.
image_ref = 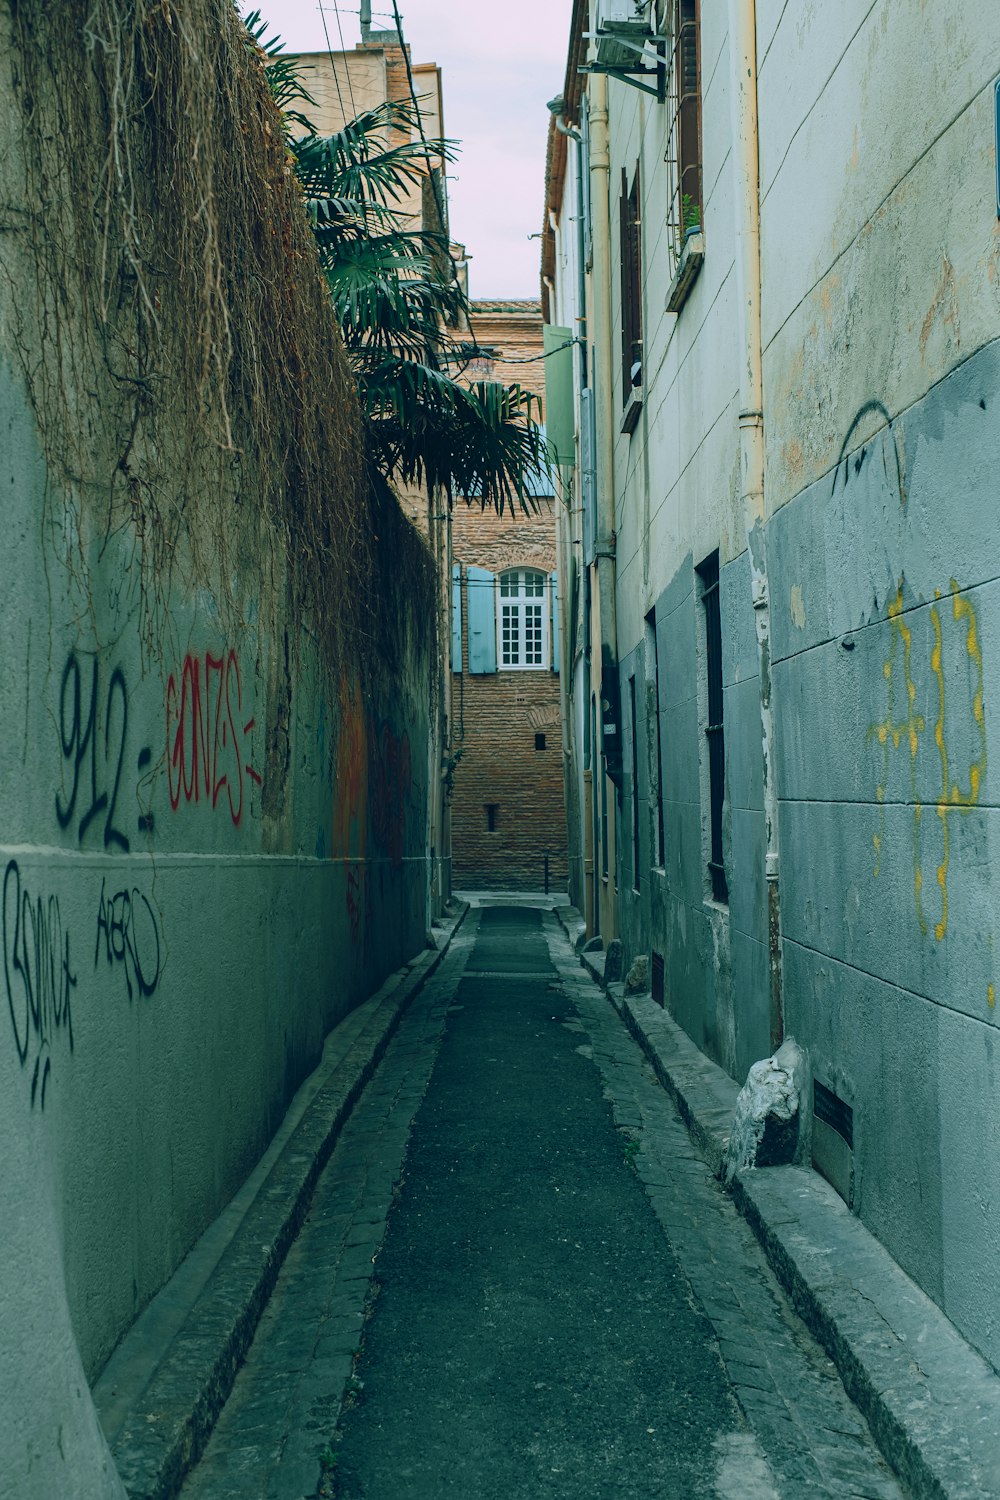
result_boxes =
[728,0,782,1046]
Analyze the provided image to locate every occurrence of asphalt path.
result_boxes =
[331,906,742,1499]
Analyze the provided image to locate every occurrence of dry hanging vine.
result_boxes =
[2,0,435,688]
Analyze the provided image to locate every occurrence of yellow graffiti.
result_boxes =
[869,580,986,945]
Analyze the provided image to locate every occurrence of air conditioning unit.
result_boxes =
[594,0,654,70]
[596,0,652,34]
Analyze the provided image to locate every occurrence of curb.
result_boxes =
[99,904,468,1500]
[555,905,1000,1500]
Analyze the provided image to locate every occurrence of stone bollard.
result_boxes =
[624,954,649,994]
[604,938,625,984]
[724,1038,809,1186]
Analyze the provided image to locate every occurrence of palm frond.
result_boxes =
[242,7,551,516]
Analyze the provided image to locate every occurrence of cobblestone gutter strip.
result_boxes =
[555,905,1000,1500]
[101,906,468,1500]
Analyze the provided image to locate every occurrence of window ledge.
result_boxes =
[666,231,704,314]
[620,386,643,435]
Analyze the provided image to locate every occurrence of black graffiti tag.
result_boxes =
[2,859,77,1109]
[94,878,162,1001]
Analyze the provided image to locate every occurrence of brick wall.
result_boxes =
[449,302,568,893]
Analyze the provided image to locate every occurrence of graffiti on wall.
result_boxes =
[94,877,162,1001]
[869,579,986,943]
[3,859,76,1110]
[55,652,148,852]
[166,648,260,825]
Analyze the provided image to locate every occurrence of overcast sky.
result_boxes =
[245,1,573,299]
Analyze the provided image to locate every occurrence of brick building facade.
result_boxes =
[449,302,568,893]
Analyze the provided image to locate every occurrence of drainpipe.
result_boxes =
[728,0,781,1048]
[548,98,592,917]
[587,73,622,792]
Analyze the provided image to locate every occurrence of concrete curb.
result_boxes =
[555,905,1000,1500]
[99,905,469,1500]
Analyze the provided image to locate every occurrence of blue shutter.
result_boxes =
[451,563,463,672]
[550,571,560,674]
[467,566,497,674]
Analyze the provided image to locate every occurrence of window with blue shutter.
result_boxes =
[467,566,497,674]
[451,563,463,672]
[550,571,559,674]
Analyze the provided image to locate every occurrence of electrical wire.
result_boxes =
[315,3,348,120]
[327,0,359,120]
[317,2,357,124]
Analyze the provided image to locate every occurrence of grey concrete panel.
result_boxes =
[720,548,758,689]
[772,578,996,810]
[655,553,695,625]
[725,677,765,813]
[730,930,771,1085]
[658,589,699,711]
[768,340,1000,666]
[663,798,707,910]
[661,694,702,809]
[663,894,715,1057]
[729,808,767,943]
[937,1003,1000,1372]
[778,799,996,1021]
[782,940,946,1316]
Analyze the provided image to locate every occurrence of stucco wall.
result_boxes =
[0,7,434,1494]
[769,338,1000,1368]
[551,0,1000,1391]
[758,0,1000,1373]
[616,551,770,1084]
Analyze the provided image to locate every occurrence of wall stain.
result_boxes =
[869,579,987,947]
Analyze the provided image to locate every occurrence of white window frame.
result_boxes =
[496,568,549,671]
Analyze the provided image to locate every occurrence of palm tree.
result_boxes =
[246,13,549,516]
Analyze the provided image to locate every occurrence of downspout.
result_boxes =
[728,0,782,1047]
[587,73,622,791]
[553,111,590,909]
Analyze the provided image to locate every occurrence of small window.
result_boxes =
[698,551,727,903]
[498,569,549,670]
[666,0,703,268]
[485,803,499,832]
[629,674,640,892]
[646,609,665,869]
[534,733,546,751]
[619,164,642,401]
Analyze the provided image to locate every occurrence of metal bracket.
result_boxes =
[580,30,667,101]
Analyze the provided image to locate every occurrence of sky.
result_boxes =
[245,1,574,300]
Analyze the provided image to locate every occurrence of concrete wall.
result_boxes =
[615,551,770,1085]
[759,0,1000,1371]
[0,7,434,1494]
[597,0,771,1073]
[547,0,1000,1380]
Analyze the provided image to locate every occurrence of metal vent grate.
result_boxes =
[814,1080,853,1149]
[651,951,665,1007]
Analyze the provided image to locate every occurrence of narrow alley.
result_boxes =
[178,904,901,1500]
[7,2,1000,1496]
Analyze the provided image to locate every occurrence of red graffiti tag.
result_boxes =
[166,650,259,825]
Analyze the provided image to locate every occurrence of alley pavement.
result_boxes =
[180,906,904,1500]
